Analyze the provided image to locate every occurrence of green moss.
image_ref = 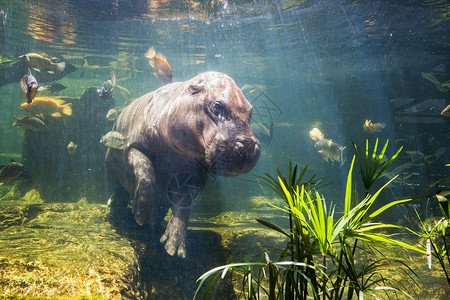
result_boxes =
[0,295,108,299]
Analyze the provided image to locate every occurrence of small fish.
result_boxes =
[144,46,173,84]
[309,127,324,142]
[241,84,267,96]
[0,161,25,185]
[315,138,345,165]
[21,97,72,117]
[251,122,273,145]
[363,120,385,133]
[97,72,116,100]
[441,104,450,117]
[12,115,47,131]
[100,131,127,149]
[20,68,42,104]
[66,141,78,155]
[106,107,123,121]
[41,83,67,94]
[19,53,65,74]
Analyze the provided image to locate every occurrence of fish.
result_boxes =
[19,53,65,74]
[315,138,345,165]
[363,120,385,133]
[20,68,42,104]
[106,107,123,121]
[0,161,25,185]
[441,104,450,117]
[21,97,72,117]
[41,83,67,94]
[12,115,47,131]
[251,122,273,145]
[309,127,324,141]
[97,72,116,100]
[144,46,173,84]
[66,141,78,155]
[100,131,127,149]
[241,84,267,94]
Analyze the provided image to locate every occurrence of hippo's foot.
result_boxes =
[108,186,134,225]
[160,214,187,258]
[108,185,129,209]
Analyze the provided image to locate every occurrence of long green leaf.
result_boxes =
[367,196,417,221]
[256,218,291,237]
[345,156,356,218]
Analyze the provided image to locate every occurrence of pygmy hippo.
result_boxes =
[106,71,261,258]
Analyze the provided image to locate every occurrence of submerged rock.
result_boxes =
[0,202,144,299]
[0,193,288,299]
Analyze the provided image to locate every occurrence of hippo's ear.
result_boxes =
[188,84,204,95]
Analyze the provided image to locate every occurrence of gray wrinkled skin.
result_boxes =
[106,71,261,258]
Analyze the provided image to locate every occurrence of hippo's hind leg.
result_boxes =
[108,184,133,225]
[108,184,129,209]
[127,148,161,225]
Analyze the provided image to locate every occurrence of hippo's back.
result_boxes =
[113,81,184,138]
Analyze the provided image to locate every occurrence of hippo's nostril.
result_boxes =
[254,143,261,154]
[234,141,244,151]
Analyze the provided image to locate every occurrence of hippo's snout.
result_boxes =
[209,134,260,176]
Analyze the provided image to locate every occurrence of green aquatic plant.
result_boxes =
[411,178,450,287]
[195,254,317,300]
[250,160,328,298]
[352,138,402,195]
[195,154,425,299]
[251,159,329,201]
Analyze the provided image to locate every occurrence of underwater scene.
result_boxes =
[0,0,449,299]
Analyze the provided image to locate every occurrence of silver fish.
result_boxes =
[12,115,46,131]
[98,72,116,100]
[20,68,40,104]
[106,107,123,121]
[100,131,127,149]
[19,53,65,74]
[315,138,345,165]
[0,162,25,185]
[251,122,273,145]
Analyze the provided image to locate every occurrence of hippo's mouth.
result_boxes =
[208,138,261,176]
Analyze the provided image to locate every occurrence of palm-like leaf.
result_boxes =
[249,159,329,203]
[196,142,424,300]
[352,138,402,194]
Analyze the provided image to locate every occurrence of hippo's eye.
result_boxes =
[211,101,226,122]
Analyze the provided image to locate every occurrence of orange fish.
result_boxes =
[309,127,324,141]
[363,120,385,133]
[21,97,72,117]
[144,46,173,84]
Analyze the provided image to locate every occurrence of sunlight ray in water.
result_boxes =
[0,0,449,298]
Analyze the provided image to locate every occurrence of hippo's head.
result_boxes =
[165,72,261,176]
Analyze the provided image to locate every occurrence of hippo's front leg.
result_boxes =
[160,205,190,258]
[127,148,160,225]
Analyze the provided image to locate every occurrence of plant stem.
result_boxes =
[322,254,327,300]
[443,234,450,277]
[431,238,450,286]
[334,237,345,300]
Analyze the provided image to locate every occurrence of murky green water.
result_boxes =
[0,0,449,299]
